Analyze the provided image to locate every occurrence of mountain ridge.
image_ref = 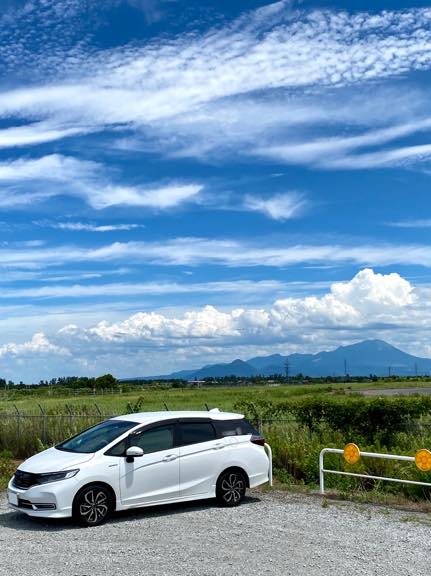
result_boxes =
[129,339,431,380]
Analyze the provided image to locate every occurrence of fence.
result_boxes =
[0,408,115,456]
[2,407,431,459]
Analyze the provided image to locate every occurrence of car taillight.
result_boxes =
[250,435,266,446]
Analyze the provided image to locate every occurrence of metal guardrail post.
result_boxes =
[319,448,327,494]
[264,443,273,487]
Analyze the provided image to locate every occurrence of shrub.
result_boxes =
[0,450,15,489]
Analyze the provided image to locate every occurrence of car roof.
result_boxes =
[111,409,244,424]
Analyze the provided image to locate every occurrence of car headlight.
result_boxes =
[38,469,80,484]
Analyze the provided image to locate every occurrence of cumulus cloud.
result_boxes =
[78,270,418,344]
[23,268,419,348]
[1,268,429,379]
[0,332,69,359]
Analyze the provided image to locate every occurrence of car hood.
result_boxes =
[19,447,95,474]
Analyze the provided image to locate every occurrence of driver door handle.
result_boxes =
[162,454,178,462]
[213,443,225,450]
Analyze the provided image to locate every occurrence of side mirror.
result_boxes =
[126,446,144,463]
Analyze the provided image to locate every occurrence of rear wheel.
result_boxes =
[73,484,113,527]
[216,470,247,507]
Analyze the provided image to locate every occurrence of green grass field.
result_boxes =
[1,379,431,415]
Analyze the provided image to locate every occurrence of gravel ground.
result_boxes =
[0,490,429,576]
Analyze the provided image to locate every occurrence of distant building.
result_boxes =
[188,379,206,387]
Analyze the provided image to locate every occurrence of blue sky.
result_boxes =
[1,0,431,381]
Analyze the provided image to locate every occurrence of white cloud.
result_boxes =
[51,268,419,346]
[273,268,414,329]
[86,183,203,210]
[2,237,431,270]
[0,154,96,182]
[0,122,87,148]
[243,192,306,221]
[0,4,431,171]
[0,279,286,300]
[254,118,431,169]
[48,222,143,232]
[0,332,69,359]
[0,154,203,209]
[388,219,431,229]
[3,268,431,379]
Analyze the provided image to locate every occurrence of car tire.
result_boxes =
[72,484,113,527]
[216,470,247,507]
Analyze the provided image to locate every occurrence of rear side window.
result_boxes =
[216,419,259,437]
[132,425,175,454]
[179,422,216,445]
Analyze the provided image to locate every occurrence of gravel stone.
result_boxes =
[0,490,429,576]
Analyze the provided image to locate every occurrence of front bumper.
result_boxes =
[7,477,78,519]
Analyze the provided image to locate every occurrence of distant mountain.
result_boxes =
[133,340,431,380]
[247,340,431,377]
[140,359,259,381]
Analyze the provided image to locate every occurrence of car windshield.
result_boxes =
[56,419,139,453]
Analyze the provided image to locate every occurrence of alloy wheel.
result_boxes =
[77,488,110,525]
[219,472,245,504]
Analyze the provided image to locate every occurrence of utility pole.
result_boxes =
[344,358,347,380]
[388,366,391,378]
[415,362,418,377]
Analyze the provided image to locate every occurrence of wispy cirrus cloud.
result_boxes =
[45,221,143,232]
[254,117,431,170]
[0,153,305,218]
[387,218,431,229]
[243,191,307,221]
[2,236,431,270]
[1,3,431,171]
[0,279,287,300]
[0,154,203,209]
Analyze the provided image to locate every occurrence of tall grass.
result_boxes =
[265,423,431,501]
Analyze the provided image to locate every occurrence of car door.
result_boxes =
[119,423,180,507]
[178,419,226,497]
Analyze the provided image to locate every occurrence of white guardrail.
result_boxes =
[319,444,431,495]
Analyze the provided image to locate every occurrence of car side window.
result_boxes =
[216,419,259,437]
[131,425,175,454]
[105,438,128,457]
[179,422,216,446]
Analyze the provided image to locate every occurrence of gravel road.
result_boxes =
[0,490,429,576]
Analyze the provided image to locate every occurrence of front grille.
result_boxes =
[12,470,40,490]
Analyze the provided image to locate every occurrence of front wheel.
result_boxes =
[73,484,113,527]
[216,470,247,507]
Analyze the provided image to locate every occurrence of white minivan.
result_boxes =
[7,410,271,526]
